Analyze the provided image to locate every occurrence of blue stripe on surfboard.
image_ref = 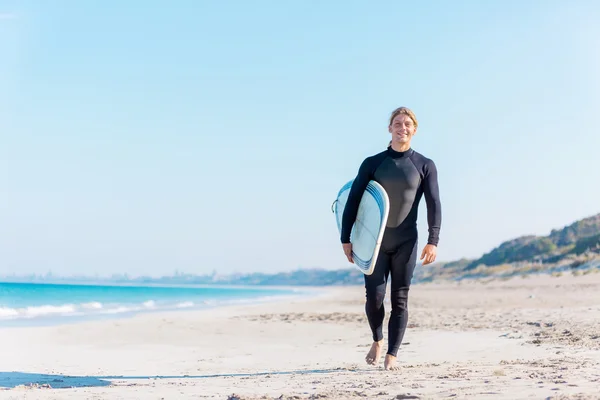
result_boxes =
[337,180,385,220]
[337,180,353,198]
[365,183,385,220]
[353,252,372,270]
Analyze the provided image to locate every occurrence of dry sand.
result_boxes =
[1,273,600,399]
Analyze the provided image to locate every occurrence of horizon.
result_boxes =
[2,1,600,277]
[2,209,598,281]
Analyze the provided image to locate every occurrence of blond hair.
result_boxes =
[389,106,418,128]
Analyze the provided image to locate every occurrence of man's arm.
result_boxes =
[340,158,372,243]
[423,159,442,246]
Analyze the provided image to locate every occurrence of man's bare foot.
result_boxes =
[365,340,383,365]
[384,354,400,371]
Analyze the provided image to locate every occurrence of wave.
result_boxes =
[0,299,164,321]
[0,304,79,319]
[81,302,103,310]
[0,292,305,322]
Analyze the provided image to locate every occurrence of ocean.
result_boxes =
[0,281,303,326]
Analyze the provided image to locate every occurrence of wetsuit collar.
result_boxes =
[387,146,414,159]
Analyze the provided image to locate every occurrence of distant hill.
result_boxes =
[464,213,600,270]
[549,213,600,246]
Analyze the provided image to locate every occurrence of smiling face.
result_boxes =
[388,112,417,148]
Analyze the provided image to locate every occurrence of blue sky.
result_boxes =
[1,0,599,277]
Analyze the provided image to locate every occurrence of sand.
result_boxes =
[1,273,600,399]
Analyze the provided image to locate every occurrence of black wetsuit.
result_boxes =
[341,146,441,357]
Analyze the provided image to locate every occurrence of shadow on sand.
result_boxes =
[0,368,370,389]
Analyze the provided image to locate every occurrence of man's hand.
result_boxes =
[420,244,437,265]
[342,243,353,263]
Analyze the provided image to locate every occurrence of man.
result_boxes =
[340,106,442,370]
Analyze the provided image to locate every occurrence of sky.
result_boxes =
[1,0,599,277]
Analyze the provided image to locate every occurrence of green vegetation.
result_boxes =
[465,213,600,269]
[571,233,600,255]
[549,214,600,246]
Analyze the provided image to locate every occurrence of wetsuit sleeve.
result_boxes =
[340,158,372,243]
[423,160,442,246]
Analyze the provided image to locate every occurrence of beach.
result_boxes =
[1,273,600,399]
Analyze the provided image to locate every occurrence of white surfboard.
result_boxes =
[332,180,390,275]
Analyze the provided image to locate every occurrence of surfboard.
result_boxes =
[332,180,390,275]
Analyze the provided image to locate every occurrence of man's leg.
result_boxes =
[384,237,419,370]
[363,250,390,365]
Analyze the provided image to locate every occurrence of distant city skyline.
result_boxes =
[2,1,599,277]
